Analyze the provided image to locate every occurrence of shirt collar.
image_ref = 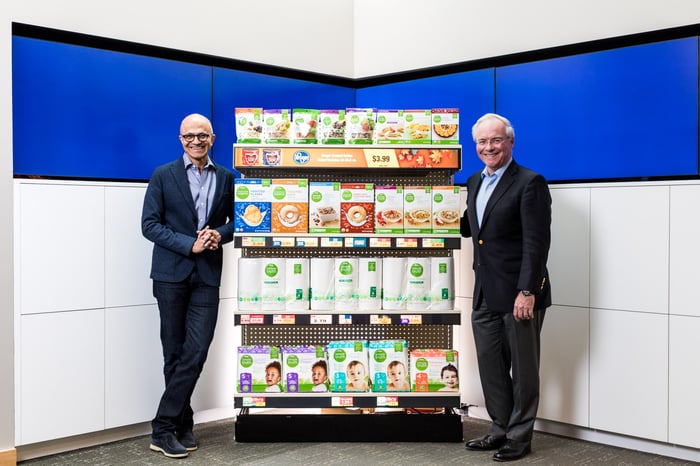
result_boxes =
[481,157,512,180]
[182,153,215,170]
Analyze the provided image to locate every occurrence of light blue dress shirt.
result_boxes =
[476,158,512,226]
[183,154,217,230]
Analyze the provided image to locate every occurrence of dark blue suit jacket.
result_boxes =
[460,160,552,312]
[141,157,235,287]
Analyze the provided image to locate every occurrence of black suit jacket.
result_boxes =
[460,160,552,312]
[141,157,235,287]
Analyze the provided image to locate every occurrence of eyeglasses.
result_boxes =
[476,137,507,147]
[180,133,211,142]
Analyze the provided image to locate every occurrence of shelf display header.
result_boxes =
[234,145,461,170]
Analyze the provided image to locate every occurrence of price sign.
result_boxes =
[364,150,400,168]
[400,314,423,325]
[376,396,399,407]
[272,237,295,248]
[241,397,266,407]
[297,237,319,248]
[273,314,296,324]
[320,237,344,248]
[396,237,418,248]
[310,314,333,325]
[332,396,354,407]
[241,237,266,247]
[370,237,392,248]
[422,238,445,248]
[239,314,265,325]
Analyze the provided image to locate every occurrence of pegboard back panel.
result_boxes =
[242,248,452,258]
[237,167,455,186]
[242,324,453,350]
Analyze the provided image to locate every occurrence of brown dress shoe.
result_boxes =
[465,434,506,451]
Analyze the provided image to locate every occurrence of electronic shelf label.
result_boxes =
[376,396,399,407]
[331,396,354,407]
[395,237,418,248]
[242,397,267,407]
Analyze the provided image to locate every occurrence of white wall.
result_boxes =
[3,0,700,456]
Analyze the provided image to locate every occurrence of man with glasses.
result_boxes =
[461,113,552,462]
[142,113,235,458]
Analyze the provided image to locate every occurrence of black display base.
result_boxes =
[234,412,463,442]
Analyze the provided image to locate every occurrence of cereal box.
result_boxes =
[308,181,341,233]
[292,108,320,144]
[374,185,404,234]
[431,186,461,234]
[431,108,460,144]
[410,349,459,392]
[375,109,405,144]
[346,108,376,144]
[328,340,369,392]
[340,183,375,234]
[237,345,283,393]
[235,107,263,143]
[318,109,346,144]
[404,109,432,144]
[263,108,292,144]
[281,345,328,393]
[403,185,432,234]
[271,178,308,233]
[369,340,410,392]
[234,178,272,233]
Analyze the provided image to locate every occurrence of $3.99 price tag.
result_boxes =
[365,150,399,168]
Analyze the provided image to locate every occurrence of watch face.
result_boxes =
[521,290,531,296]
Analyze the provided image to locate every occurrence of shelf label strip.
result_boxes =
[241,397,267,407]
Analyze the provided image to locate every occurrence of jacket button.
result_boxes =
[478,239,484,245]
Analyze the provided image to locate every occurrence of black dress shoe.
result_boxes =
[493,441,531,462]
[465,434,506,451]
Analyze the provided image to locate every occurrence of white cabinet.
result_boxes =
[669,185,700,317]
[589,308,668,442]
[590,186,669,314]
[668,314,700,449]
[17,183,104,314]
[538,305,589,427]
[19,310,105,445]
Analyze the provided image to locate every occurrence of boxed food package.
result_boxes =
[263,108,292,144]
[404,109,432,144]
[403,185,432,234]
[328,340,369,392]
[369,340,410,392]
[345,108,376,144]
[235,107,263,143]
[237,345,283,393]
[318,109,346,144]
[374,185,404,234]
[271,178,308,233]
[292,108,320,144]
[308,181,341,233]
[281,345,328,393]
[234,178,272,233]
[431,185,461,234]
[284,257,310,311]
[375,109,405,144]
[410,349,459,392]
[431,108,460,144]
[340,183,375,234]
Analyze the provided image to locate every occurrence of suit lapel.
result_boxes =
[480,162,517,228]
[170,160,197,217]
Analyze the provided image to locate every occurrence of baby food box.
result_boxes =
[403,185,432,234]
[431,108,460,144]
[281,345,328,393]
[374,185,404,234]
[235,107,263,144]
[340,183,375,234]
[431,186,461,234]
[410,349,459,392]
[263,108,292,144]
[271,178,308,233]
[375,109,405,144]
[318,109,346,144]
[234,178,272,233]
[328,340,369,392]
[292,108,320,144]
[404,109,432,144]
[369,340,410,392]
[345,108,376,144]
[237,345,283,393]
[308,181,342,233]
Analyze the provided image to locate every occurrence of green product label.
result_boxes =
[316,346,325,358]
[376,193,386,203]
[350,114,360,124]
[236,185,250,200]
[311,191,323,202]
[442,288,449,299]
[339,261,353,276]
[378,115,386,124]
[374,349,387,363]
[367,261,376,272]
[439,263,447,274]
[273,186,286,200]
[294,263,302,274]
[265,263,279,278]
[296,289,303,300]
[354,341,364,352]
[406,114,414,123]
[334,349,347,362]
[446,351,455,362]
[410,263,424,278]
[287,355,299,368]
[434,193,443,203]
[240,355,253,368]
[394,341,404,352]
[369,286,376,298]
[342,190,352,201]
[433,115,442,123]
[270,347,279,358]
[405,193,415,203]
[415,358,428,371]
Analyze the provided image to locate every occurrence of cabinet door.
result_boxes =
[669,185,700,317]
[589,308,668,442]
[18,183,105,314]
[19,310,105,445]
[538,305,589,426]
[105,305,163,428]
[669,315,700,448]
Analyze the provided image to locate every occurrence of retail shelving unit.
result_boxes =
[232,144,463,442]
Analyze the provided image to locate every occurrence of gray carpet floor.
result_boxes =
[19,417,696,465]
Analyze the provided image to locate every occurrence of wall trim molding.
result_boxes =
[0,448,17,466]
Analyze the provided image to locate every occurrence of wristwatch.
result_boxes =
[520,290,532,296]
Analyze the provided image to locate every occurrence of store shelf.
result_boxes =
[233,233,461,250]
[233,391,460,409]
[234,311,461,326]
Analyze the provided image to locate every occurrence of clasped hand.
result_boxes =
[192,225,220,253]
